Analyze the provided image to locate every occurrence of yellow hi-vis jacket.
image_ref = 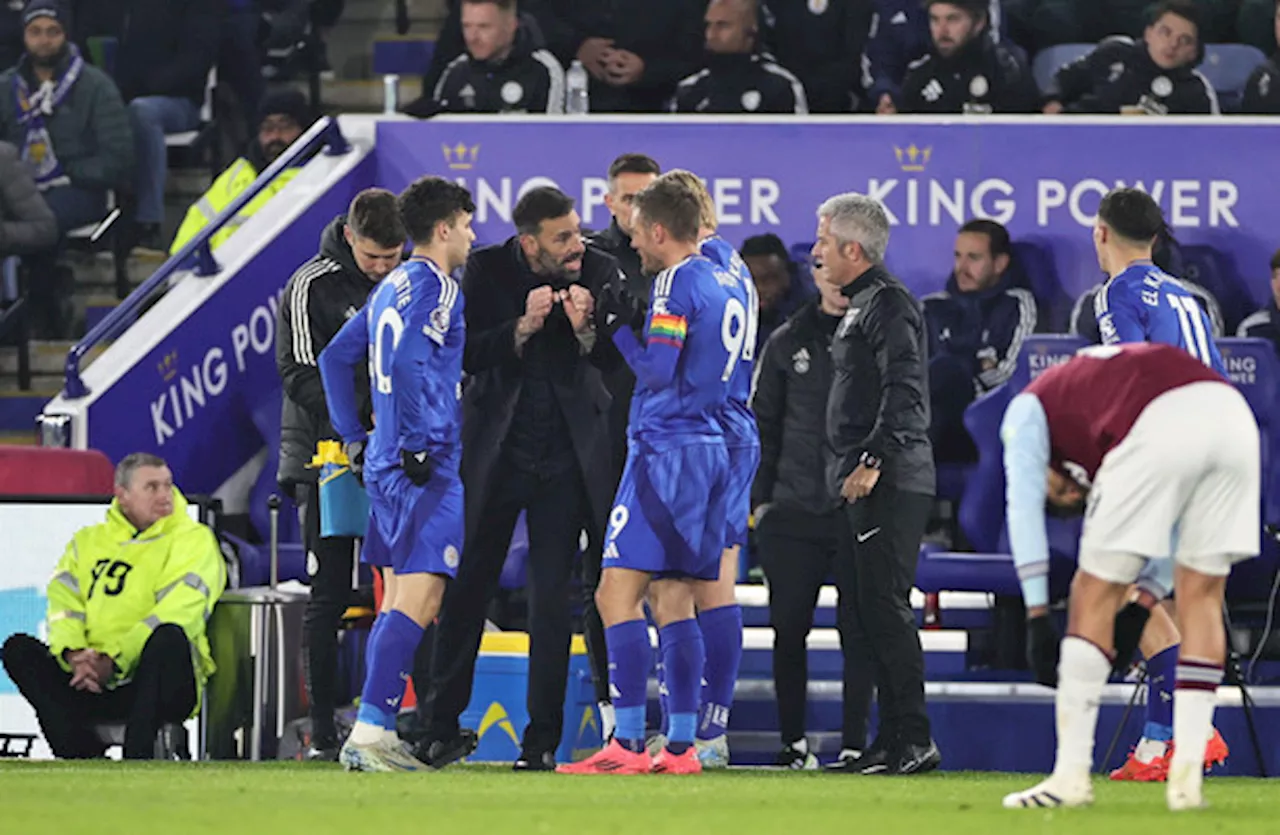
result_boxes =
[169,157,300,255]
[45,489,226,705]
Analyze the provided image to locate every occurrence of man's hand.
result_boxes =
[516,286,555,345]
[596,281,643,338]
[68,650,113,693]
[875,93,898,115]
[604,48,645,86]
[1042,100,1064,115]
[401,449,434,486]
[1026,614,1060,688]
[344,439,366,485]
[562,285,594,333]
[576,37,614,80]
[1112,600,1152,676]
[840,464,881,503]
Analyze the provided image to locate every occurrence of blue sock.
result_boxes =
[607,619,652,753]
[696,605,742,741]
[1144,644,1178,740]
[357,609,423,731]
[660,619,705,754]
[656,637,669,736]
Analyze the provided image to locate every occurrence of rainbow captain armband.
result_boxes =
[310,440,369,538]
[648,313,688,348]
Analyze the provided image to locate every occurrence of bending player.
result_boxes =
[319,176,476,772]
[1001,343,1259,811]
[644,171,758,768]
[558,173,734,775]
[1030,187,1228,780]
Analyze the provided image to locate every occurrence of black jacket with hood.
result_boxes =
[275,216,378,489]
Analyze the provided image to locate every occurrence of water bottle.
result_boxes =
[566,59,589,115]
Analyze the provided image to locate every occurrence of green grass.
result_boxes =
[0,762,1276,834]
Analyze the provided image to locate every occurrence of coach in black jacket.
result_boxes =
[751,285,876,770]
[275,191,405,759]
[815,192,940,776]
[423,187,620,771]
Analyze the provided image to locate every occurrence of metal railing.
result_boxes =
[61,116,351,399]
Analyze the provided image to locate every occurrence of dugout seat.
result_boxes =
[1198,44,1268,112]
[1011,238,1069,332]
[1031,44,1093,96]
[1180,244,1251,336]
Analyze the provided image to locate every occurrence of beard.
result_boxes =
[263,140,288,162]
[30,45,66,69]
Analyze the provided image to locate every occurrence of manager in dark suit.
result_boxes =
[422,186,620,771]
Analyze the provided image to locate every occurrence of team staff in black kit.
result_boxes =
[814,192,941,775]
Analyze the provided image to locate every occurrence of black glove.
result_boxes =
[344,440,366,485]
[597,280,644,338]
[401,448,434,486]
[1026,614,1060,688]
[1112,601,1152,677]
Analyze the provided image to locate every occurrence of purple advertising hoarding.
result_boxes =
[377,117,1273,311]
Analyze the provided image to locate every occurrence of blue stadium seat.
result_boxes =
[372,38,437,77]
[1011,238,1069,332]
[1180,244,1251,335]
[1031,44,1094,95]
[1199,44,1268,112]
[1218,338,1280,600]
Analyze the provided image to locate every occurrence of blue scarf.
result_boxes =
[12,44,84,191]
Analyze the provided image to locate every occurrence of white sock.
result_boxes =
[1052,636,1112,781]
[349,720,385,745]
[789,738,808,754]
[1170,659,1222,788]
[598,702,616,741]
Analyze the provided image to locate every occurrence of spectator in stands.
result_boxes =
[865,0,1006,114]
[672,0,807,114]
[74,0,219,252]
[922,219,1036,462]
[1241,0,1280,113]
[895,0,1039,115]
[740,232,814,352]
[0,140,57,265]
[405,0,565,117]
[549,0,705,112]
[276,189,405,761]
[1,453,225,759]
[1069,228,1226,342]
[1007,0,1234,52]
[422,187,620,771]
[1237,247,1280,354]
[758,0,869,113]
[1042,1,1218,115]
[0,0,132,337]
[169,90,313,256]
[751,272,873,771]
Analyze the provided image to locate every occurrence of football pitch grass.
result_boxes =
[3,762,1277,834]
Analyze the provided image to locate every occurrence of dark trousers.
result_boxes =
[298,483,356,744]
[427,462,588,755]
[759,506,874,750]
[2,625,196,759]
[837,485,933,749]
[24,185,107,338]
[928,353,978,463]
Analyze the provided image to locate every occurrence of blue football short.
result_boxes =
[604,439,730,581]
[362,469,463,577]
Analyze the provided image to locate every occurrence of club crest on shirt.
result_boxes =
[792,347,811,374]
[430,304,451,333]
[443,545,460,569]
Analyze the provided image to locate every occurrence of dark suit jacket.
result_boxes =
[460,237,622,546]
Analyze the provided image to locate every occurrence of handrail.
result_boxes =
[62,116,351,399]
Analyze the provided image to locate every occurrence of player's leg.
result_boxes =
[1166,565,1228,810]
[1163,385,1260,810]
[1110,579,1181,781]
[691,546,741,768]
[828,512,879,771]
[1003,563,1134,808]
[556,565,654,774]
[649,577,704,774]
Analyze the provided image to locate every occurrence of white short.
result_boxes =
[1078,381,1261,585]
